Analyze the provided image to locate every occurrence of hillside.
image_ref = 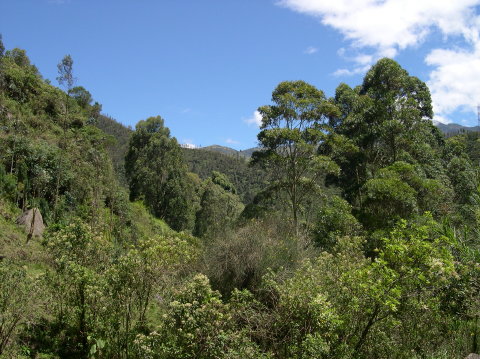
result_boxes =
[200,144,260,158]
[95,114,132,186]
[182,147,267,203]
[93,117,266,203]
[435,121,480,135]
[0,46,202,358]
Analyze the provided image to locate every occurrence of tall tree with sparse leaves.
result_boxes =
[252,80,340,232]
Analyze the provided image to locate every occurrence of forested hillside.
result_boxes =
[436,122,480,136]
[182,147,267,203]
[95,114,132,186]
[199,145,260,159]
[0,38,479,359]
[92,116,265,203]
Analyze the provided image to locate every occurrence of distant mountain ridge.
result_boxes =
[196,122,480,157]
[96,116,480,167]
[434,121,480,135]
[200,145,260,159]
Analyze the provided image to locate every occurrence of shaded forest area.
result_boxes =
[0,36,479,359]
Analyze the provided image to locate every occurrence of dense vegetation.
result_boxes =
[182,147,267,204]
[0,36,479,359]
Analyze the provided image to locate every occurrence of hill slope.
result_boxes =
[182,147,267,203]
[435,121,480,135]
[200,145,260,159]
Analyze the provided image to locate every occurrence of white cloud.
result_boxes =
[180,139,197,149]
[432,116,452,125]
[304,46,318,54]
[278,0,480,122]
[225,138,240,145]
[244,110,263,127]
[333,64,370,77]
[426,44,480,117]
[278,0,479,53]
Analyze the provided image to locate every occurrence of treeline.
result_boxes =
[0,35,479,359]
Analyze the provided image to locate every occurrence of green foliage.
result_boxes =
[362,175,418,228]
[0,49,41,103]
[0,34,4,58]
[70,86,92,108]
[312,195,361,249]
[182,147,267,204]
[321,58,446,218]
[56,54,75,92]
[25,219,198,359]
[39,221,109,357]
[125,116,197,231]
[0,261,38,356]
[100,232,197,358]
[0,163,17,201]
[211,170,237,193]
[194,175,244,238]
[266,264,341,358]
[255,215,459,358]
[447,156,478,205]
[203,217,311,297]
[134,274,267,359]
[95,114,132,186]
[0,44,479,359]
[253,80,340,230]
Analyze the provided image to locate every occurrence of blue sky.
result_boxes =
[2,0,480,149]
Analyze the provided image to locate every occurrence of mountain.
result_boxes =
[434,121,480,135]
[95,116,480,173]
[200,145,260,159]
[197,121,480,157]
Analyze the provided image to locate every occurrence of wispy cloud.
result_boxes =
[181,108,191,114]
[333,65,370,77]
[244,110,263,127]
[304,46,318,54]
[225,138,240,145]
[278,0,480,122]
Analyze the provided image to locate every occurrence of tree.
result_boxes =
[56,54,75,94]
[43,221,108,358]
[102,233,197,358]
[252,80,340,232]
[321,59,447,219]
[0,48,41,103]
[194,173,244,238]
[311,195,361,249]
[0,34,5,57]
[125,116,197,231]
[251,215,458,358]
[53,55,77,218]
[70,86,92,108]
